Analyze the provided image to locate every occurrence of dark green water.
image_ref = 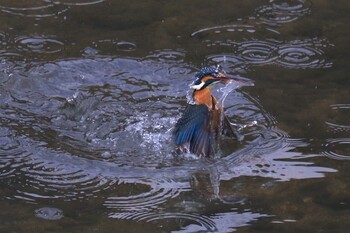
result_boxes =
[0,0,350,232]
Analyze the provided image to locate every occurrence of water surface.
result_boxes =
[1,0,350,232]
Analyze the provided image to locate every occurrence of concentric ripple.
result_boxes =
[254,0,311,26]
[110,212,217,232]
[0,2,68,18]
[145,49,186,62]
[231,38,332,69]
[15,36,64,54]
[205,54,247,73]
[95,39,137,53]
[105,178,188,212]
[191,24,258,37]
[276,39,332,68]
[323,104,350,160]
[58,0,106,6]
[232,40,278,65]
[0,56,337,231]
[0,0,105,18]
[326,104,350,133]
[0,127,29,179]
[110,210,267,232]
[322,138,350,161]
[9,151,118,202]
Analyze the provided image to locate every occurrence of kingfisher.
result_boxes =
[173,66,252,157]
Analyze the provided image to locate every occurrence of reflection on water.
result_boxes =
[0,0,348,232]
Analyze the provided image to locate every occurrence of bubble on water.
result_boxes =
[35,207,63,220]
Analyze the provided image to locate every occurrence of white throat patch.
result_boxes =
[191,81,205,90]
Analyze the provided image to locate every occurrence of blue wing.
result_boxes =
[173,104,212,157]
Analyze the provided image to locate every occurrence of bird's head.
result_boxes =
[191,66,251,91]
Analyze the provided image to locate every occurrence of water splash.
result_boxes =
[205,54,247,73]
[0,57,337,231]
[216,77,255,108]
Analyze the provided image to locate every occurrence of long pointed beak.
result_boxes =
[217,75,254,87]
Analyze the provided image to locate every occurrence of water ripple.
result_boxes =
[9,153,118,202]
[0,57,337,230]
[276,40,331,68]
[322,138,350,161]
[0,127,29,179]
[58,0,106,6]
[95,39,137,53]
[205,54,247,73]
[254,0,311,26]
[105,178,187,212]
[111,212,217,231]
[233,40,278,65]
[0,2,68,18]
[326,104,350,133]
[15,36,64,54]
[192,24,259,37]
[145,49,186,62]
[231,38,332,69]
[110,210,267,232]
[0,0,105,18]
